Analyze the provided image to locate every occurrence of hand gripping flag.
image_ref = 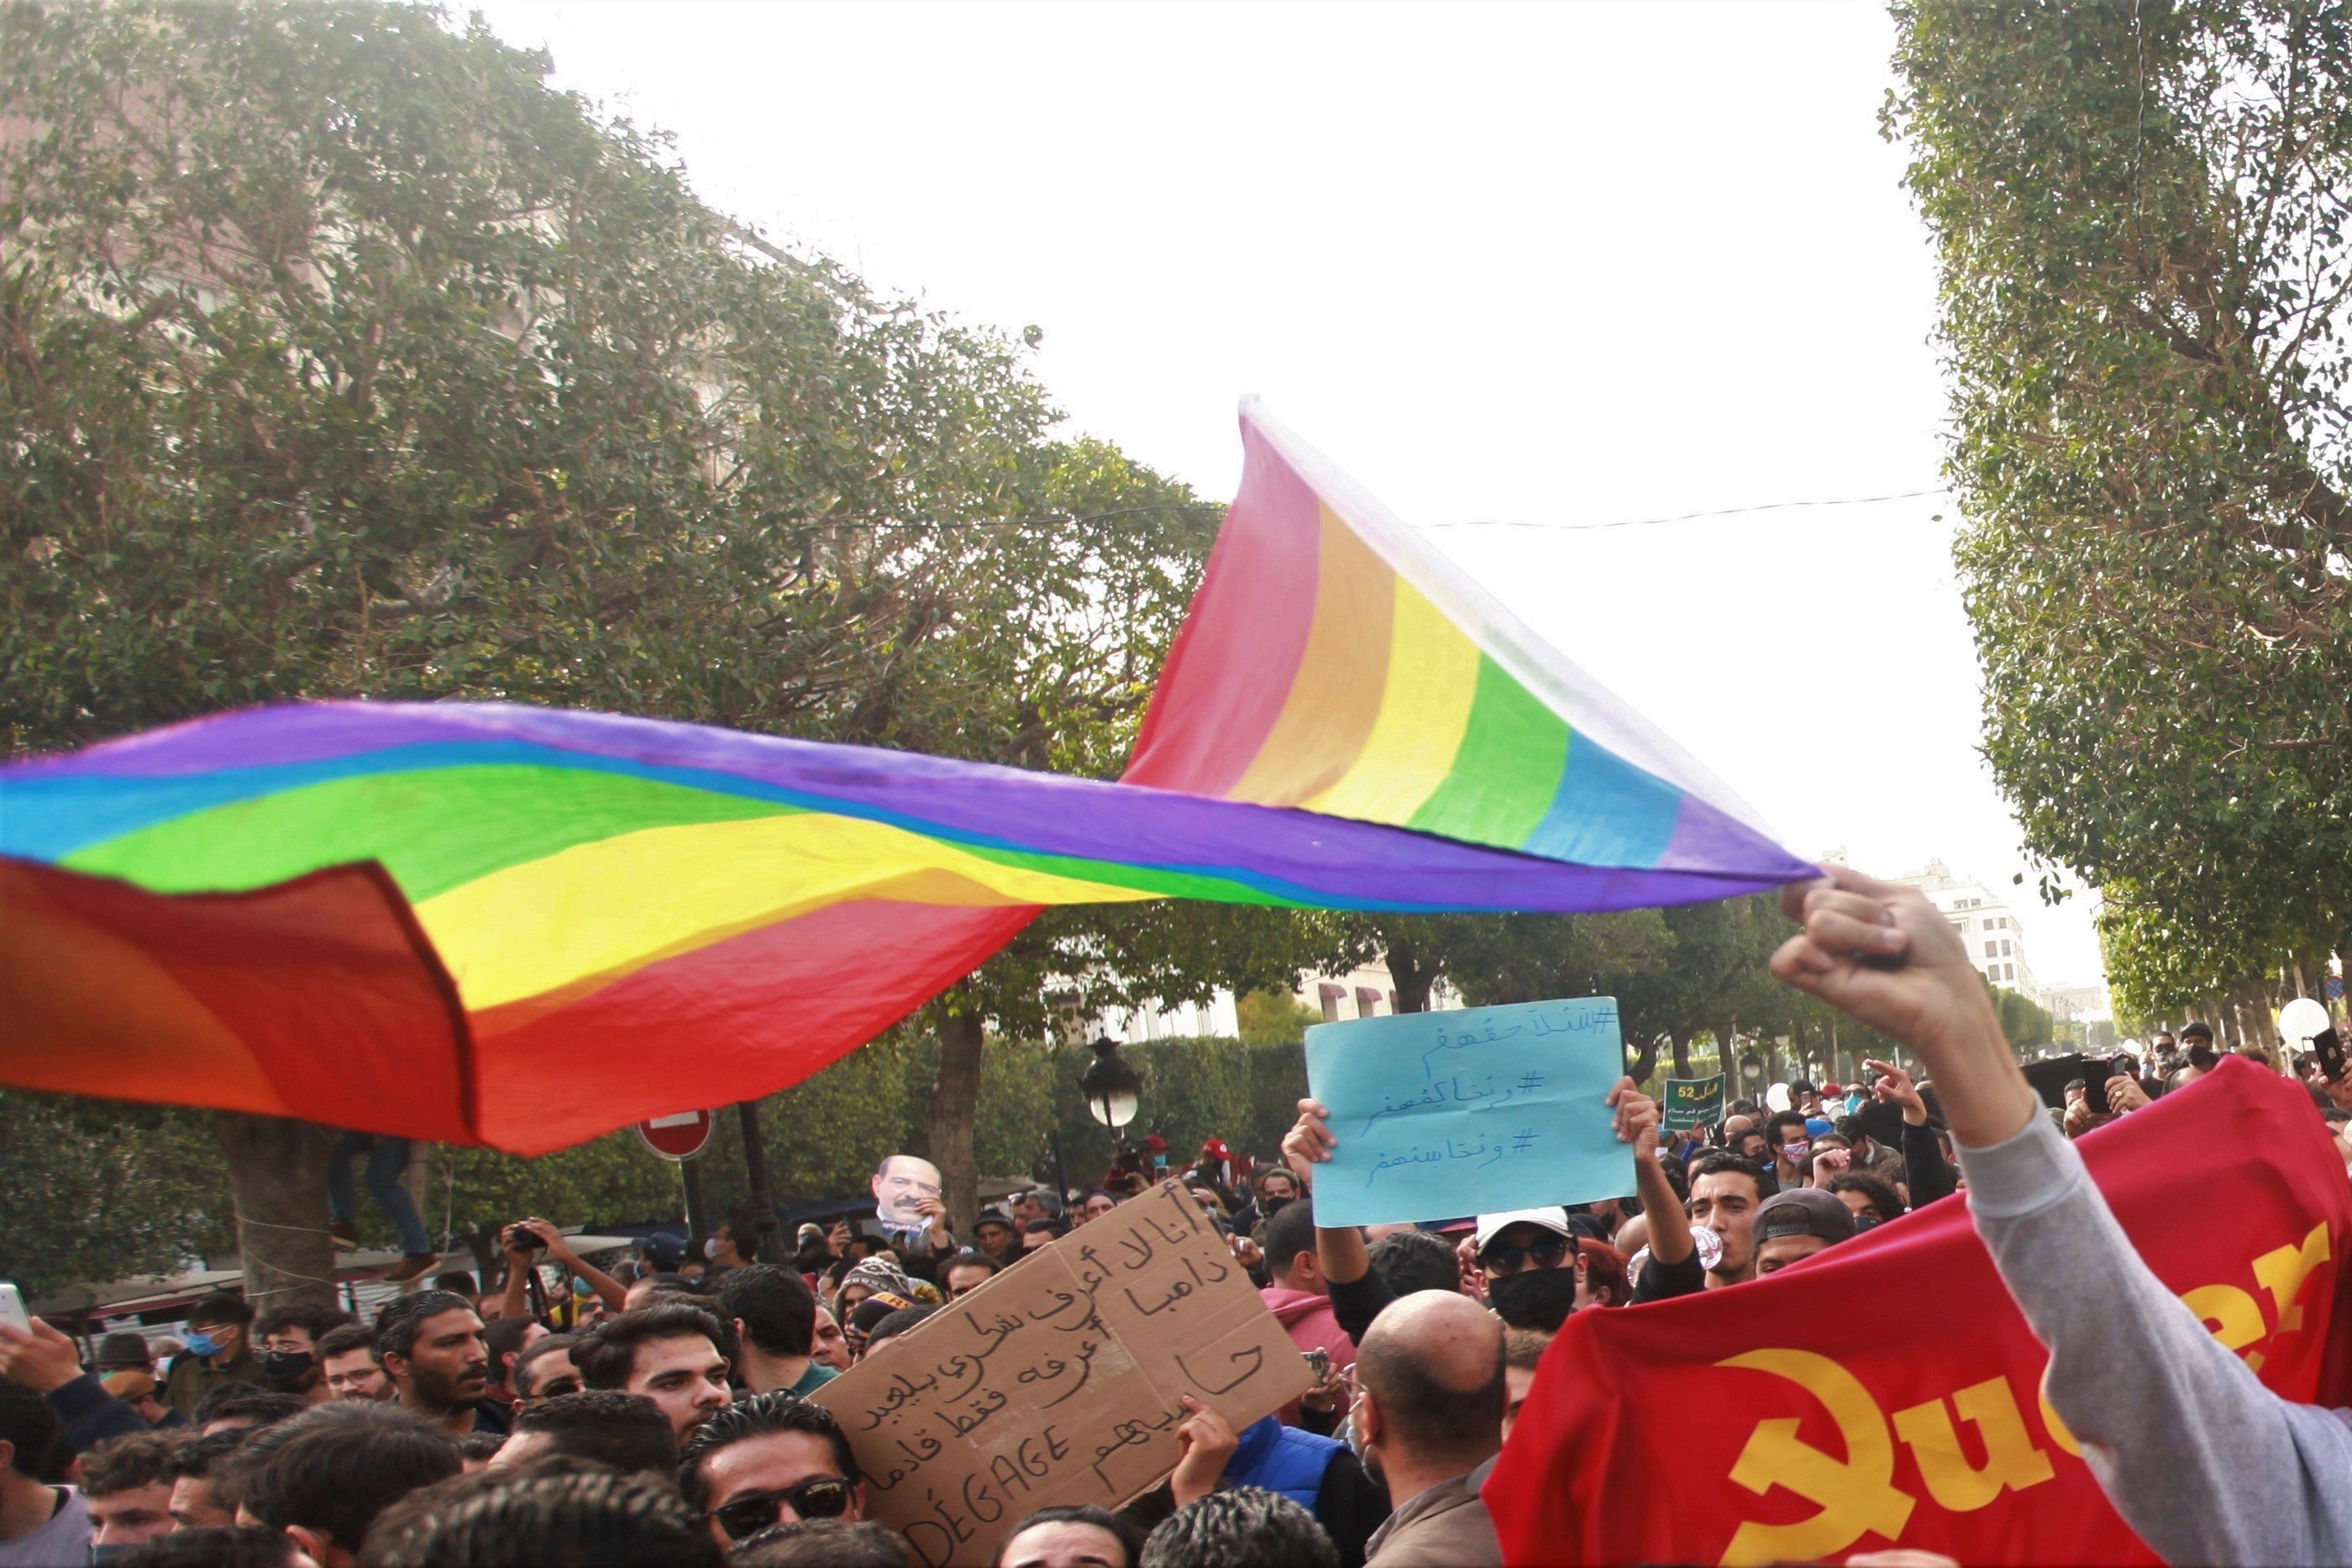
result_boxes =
[0,405,1813,1155]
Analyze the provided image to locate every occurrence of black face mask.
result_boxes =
[261,1350,316,1390]
[1260,1193,1293,1217]
[1487,1265,1580,1333]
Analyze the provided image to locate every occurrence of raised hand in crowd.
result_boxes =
[2061,1081,2100,1138]
[1811,1146,1852,1184]
[1282,1098,1374,1296]
[1772,867,2034,1149]
[493,1216,627,1321]
[1298,1358,1345,1422]
[0,1314,87,1395]
[1168,1393,1239,1507]
[2103,1073,2152,1116]
[1606,1076,1695,1286]
[1861,1057,1929,1125]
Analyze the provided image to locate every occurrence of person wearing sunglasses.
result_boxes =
[512,1334,582,1406]
[1471,1209,1578,1284]
[678,1390,876,1550]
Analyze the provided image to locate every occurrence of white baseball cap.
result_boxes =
[1473,1207,1575,1251]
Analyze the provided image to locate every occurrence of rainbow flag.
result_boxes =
[0,404,1813,1154]
[1127,400,1791,879]
[1,701,1810,1154]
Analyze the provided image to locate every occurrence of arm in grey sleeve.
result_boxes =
[1960,1114,2352,1567]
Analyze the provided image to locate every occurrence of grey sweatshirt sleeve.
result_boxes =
[1959,1113,2352,1566]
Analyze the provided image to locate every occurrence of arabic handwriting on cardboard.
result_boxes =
[1304,995,1635,1226]
[811,1180,1311,1568]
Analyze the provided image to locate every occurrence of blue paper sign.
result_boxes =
[1302,996,1631,1226]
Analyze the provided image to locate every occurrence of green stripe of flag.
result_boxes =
[1405,654,1570,849]
[61,766,796,902]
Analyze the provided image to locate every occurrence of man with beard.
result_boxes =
[254,1304,355,1408]
[315,1326,390,1403]
[1352,1292,1504,1565]
[373,1291,506,1439]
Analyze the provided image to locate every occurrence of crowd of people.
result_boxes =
[1,868,2345,1565]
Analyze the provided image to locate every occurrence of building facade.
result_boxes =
[1078,956,1458,1045]
[1890,859,2042,1000]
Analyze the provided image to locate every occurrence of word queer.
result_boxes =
[813,1181,1310,1568]
[1711,1222,2330,1565]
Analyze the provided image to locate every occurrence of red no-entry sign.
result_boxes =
[635,1109,714,1162]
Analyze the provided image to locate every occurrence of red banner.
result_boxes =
[1487,1057,2352,1565]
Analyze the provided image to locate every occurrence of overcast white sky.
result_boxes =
[469,1,2107,990]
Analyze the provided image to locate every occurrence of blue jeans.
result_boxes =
[327,1132,432,1256]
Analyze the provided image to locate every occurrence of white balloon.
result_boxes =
[1764,1083,1792,1113]
[2280,997,2332,1044]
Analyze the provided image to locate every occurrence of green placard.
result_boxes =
[1661,1074,1725,1131]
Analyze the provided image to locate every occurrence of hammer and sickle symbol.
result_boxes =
[1714,1348,1917,1567]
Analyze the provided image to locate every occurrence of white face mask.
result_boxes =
[705,1237,722,1261]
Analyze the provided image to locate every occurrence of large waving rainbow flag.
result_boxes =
[0,406,1811,1155]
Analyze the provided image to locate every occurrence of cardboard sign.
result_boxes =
[1661,1074,1725,1131]
[811,1180,1312,1567]
[1303,996,1632,1226]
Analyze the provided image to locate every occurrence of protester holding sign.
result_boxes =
[809,1181,1310,1567]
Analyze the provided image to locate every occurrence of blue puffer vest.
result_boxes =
[1221,1413,1341,1512]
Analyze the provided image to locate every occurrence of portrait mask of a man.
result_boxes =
[872,1154,944,1232]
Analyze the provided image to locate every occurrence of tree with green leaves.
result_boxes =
[0,1094,234,1305]
[1887,1,2352,1027]
[0,0,1239,1299]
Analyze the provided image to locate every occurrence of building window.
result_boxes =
[1355,987,1383,1019]
[2001,941,2013,957]
[1985,941,1999,958]
[1318,983,1345,1023]
[2003,963,2014,981]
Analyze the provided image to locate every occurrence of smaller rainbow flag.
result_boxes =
[1127,399,1791,881]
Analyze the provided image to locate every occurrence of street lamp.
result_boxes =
[1080,1035,1142,1129]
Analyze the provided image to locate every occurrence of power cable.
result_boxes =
[809,486,1952,536]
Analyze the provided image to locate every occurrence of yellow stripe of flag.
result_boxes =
[417,812,1157,1009]
[1303,576,1483,825]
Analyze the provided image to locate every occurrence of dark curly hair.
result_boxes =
[676,1392,858,1513]
[359,1459,722,1568]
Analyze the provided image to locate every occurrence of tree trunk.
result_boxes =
[1388,939,1435,1014]
[926,1009,986,1238]
[1669,1033,1691,1077]
[736,1101,785,1263]
[210,1113,337,1311]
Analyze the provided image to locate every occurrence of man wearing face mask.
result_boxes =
[161,1295,265,1419]
[1763,1109,1814,1188]
[255,1303,356,1407]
